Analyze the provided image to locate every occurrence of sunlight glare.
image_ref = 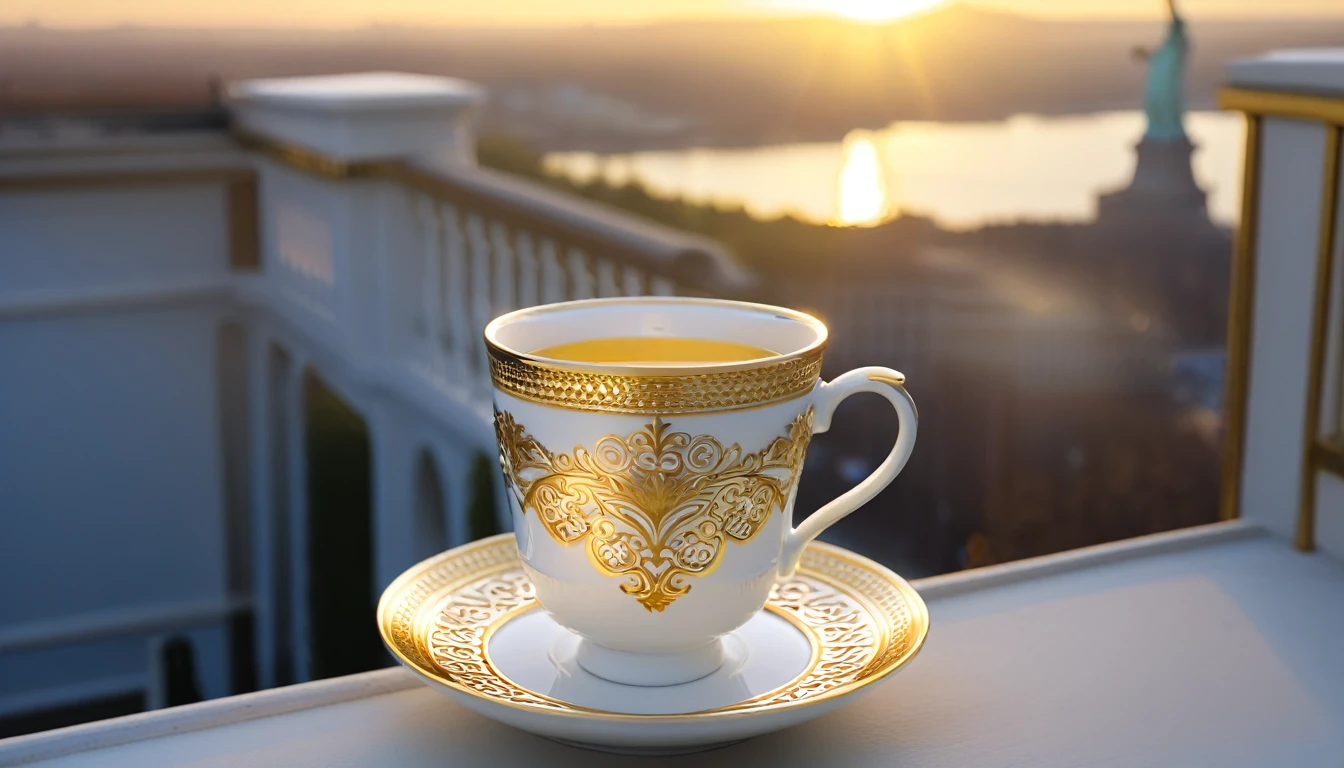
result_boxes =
[820,0,947,22]
[833,133,890,226]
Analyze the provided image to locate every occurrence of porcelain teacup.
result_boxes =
[486,297,916,686]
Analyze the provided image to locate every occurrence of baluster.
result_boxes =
[465,213,493,379]
[412,195,438,342]
[538,239,566,304]
[440,202,473,378]
[415,196,444,375]
[515,231,540,309]
[490,220,516,314]
[621,265,646,296]
[648,276,677,296]
[595,258,621,298]
[566,248,595,300]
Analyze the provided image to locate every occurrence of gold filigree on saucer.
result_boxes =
[377,533,929,721]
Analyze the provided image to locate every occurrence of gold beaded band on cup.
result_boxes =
[486,344,825,414]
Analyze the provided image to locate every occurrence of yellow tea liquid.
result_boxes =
[531,337,776,366]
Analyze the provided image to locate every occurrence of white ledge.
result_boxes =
[1227,48,1344,95]
[227,72,484,162]
[912,518,1266,599]
[227,73,483,114]
[0,279,234,320]
[0,670,419,767]
[8,521,1340,767]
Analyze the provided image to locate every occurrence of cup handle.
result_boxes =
[780,367,918,578]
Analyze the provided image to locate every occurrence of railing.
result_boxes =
[386,160,753,399]
[0,104,758,720]
[1219,81,1344,553]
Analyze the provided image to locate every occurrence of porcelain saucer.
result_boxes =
[377,533,928,755]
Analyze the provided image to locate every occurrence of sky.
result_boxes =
[4,0,1342,29]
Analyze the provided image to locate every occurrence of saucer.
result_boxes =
[377,533,929,754]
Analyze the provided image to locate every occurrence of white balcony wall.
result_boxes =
[0,71,747,719]
[255,164,347,352]
[0,162,245,713]
[0,182,230,299]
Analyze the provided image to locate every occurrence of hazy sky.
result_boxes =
[5,0,1342,29]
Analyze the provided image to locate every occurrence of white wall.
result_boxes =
[0,179,238,709]
[0,306,230,619]
[0,183,230,299]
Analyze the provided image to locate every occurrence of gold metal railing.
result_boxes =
[1218,87,1344,551]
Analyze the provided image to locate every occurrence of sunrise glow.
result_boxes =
[818,0,948,22]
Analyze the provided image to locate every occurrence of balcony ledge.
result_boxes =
[1227,49,1344,96]
[3,520,1342,767]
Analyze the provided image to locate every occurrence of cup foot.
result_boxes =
[575,638,725,687]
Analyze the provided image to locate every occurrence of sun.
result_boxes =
[822,0,947,22]
[833,133,891,226]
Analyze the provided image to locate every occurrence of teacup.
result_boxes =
[486,297,916,686]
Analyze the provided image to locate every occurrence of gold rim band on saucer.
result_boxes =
[486,344,825,414]
[376,533,929,722]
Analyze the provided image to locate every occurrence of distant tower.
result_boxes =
[1098,0,1207,220]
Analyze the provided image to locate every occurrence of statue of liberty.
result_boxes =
[1099,0,1204,219]
[1136,0,1188,142]
[1096,0,1228,352]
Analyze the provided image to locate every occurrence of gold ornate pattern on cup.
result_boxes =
[496,408,814,611]
[375,534,925,716]
[486,345,825,414]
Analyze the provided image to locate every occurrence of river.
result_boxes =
[544,110,1243,231]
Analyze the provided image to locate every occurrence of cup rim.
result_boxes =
[483,296,829,377]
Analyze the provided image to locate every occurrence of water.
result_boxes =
[545,111,1243,231]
